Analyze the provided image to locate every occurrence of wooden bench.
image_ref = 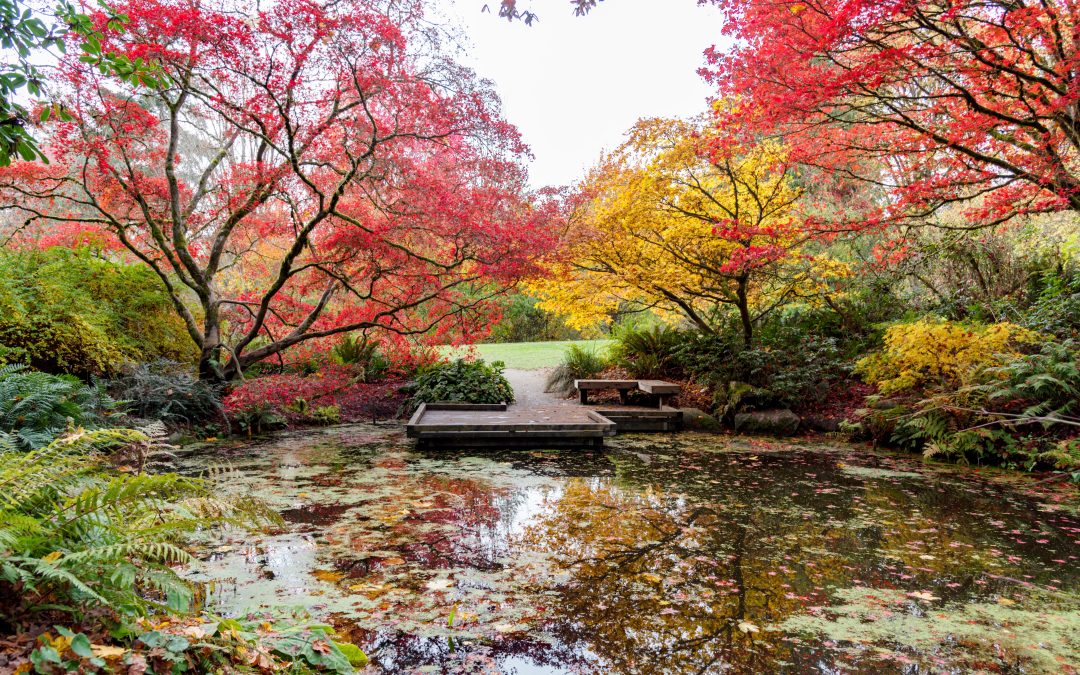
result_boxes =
[637,380,682,408]
[574,379,682,408]
[574,379,638,405]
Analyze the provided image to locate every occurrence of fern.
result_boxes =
[0,365,118,450]
[0,427,280,619]
[545,344,609,395]
[980,339,1080,425]
[610,324,682,379]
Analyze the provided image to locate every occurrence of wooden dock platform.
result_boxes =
[406,374,685,449]
[407,403,617,449]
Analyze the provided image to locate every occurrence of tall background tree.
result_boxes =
[0,0,554,380]
[704,0,1080,229]
[528,116,847,345]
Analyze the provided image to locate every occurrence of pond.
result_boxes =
[178,425,1080,673]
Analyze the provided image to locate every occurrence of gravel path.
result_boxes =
[503,368,567,408]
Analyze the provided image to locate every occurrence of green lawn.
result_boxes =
[440,339,612,370]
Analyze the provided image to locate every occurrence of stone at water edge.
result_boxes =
[681,407,722,432]
[733,409,801,436]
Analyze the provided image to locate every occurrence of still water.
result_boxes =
[179,425,1080,673]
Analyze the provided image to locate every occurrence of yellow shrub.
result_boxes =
[856,319,1042,395]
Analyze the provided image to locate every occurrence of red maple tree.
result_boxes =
[704,0,1080,229]
[0,0,555,380]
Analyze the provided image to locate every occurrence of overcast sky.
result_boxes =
[445,0,728,189]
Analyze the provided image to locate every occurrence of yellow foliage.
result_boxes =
[856,319,1043,395]
[526,115,847,335]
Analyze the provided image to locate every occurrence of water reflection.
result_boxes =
[179,426,1080,673]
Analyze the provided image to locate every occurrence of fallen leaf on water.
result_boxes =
[907,591,940,602]
[312,569,345,583]
[426,578,454,591]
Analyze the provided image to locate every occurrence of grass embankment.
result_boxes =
[440,339,612,370]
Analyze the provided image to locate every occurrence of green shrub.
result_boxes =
[488,294,582,343]
[673,328,847,411]
[611,324,683,378]
[1020,266,1080,339]
[0,365,118,450]
[106,360,224,427]
[545,344,609,395]
[0,248,197,377]
[407,359,514,410]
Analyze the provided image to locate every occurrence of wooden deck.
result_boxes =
[407,403,617,449]
[406,376,685,449]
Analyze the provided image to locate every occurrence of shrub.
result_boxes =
[223,368,354,433]
[545,344,609,395]
[672,328,847,412]
[107,360,224,427]
[610,324,683,378]
[488,294,582,343]
[1019,265,1080,339]
[856,318,1042,395]
[407,359,514,410]
[0,248,197,377]
[0,365,118,450]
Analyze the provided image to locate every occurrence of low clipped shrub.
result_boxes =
[545,344,608,395]
[107,360,224,427]
[406,359,514,410]
[0,365,118,450]
[856,318,1042,395]
[610,324,683,379]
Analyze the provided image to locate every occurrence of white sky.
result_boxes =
[445,0,728,188]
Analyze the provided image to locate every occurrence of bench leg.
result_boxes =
[618,388,629,405]
[579,389,589,405]
[658,394,670,409]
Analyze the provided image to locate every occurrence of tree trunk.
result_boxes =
[197,303,226,382]
[736,276,753,347]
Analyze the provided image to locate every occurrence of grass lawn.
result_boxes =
[440,339,612,370]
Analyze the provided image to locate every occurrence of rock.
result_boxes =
[801,414,840,433]
[733,409,801,436]
[681,407,722,432]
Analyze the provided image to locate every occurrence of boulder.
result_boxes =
[801,414,840,433]
[733,409,801,436]
[681,407,722,432]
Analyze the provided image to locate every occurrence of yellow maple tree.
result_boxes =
[528,115,847,344]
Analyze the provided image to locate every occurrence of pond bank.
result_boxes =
[178,425,1080,673]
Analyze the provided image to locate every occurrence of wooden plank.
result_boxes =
[405,403,427,438]
[637,380,682,395]
[574,379,638,390]
[424,403,509,411]
[414,429,608,439]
